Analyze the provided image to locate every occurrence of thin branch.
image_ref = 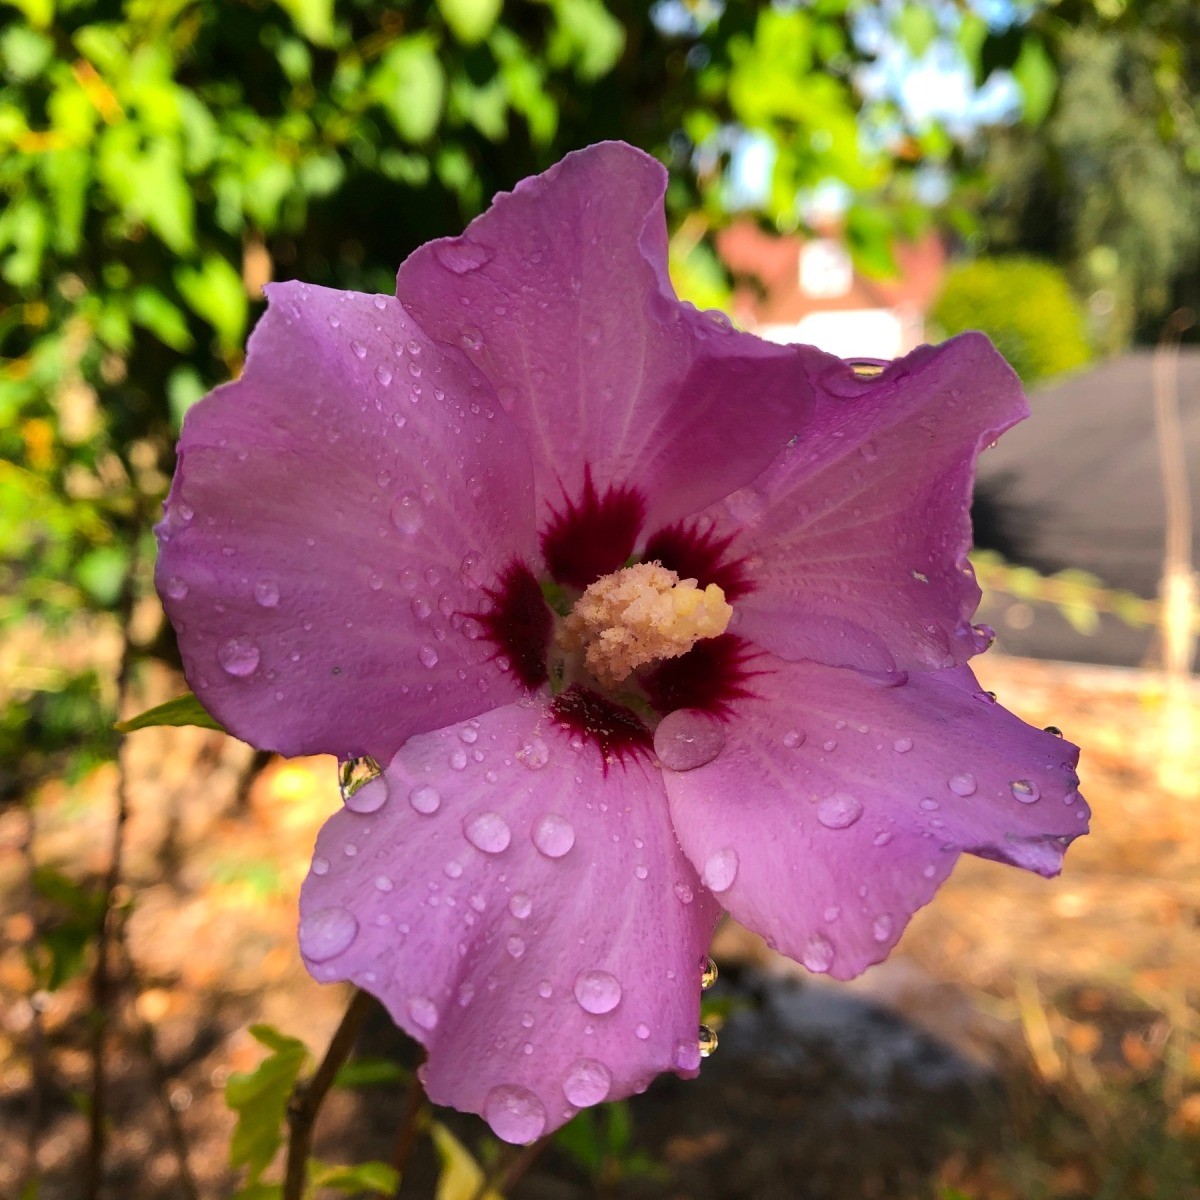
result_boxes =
[83,527,141,1200]
[388,1065,428,1197]
[470,1135,552,1200]
[283,988,373,1200]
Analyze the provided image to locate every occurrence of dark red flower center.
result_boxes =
[474,470,760,761]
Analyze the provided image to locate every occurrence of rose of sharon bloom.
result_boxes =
[155,142,1089,1144]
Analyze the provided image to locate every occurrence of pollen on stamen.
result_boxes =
[557,562,733,689]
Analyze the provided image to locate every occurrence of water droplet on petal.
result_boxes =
[448,747,467,771]
[782,729,805,749]
[635,1023,650,1040]
[537,980,553,999]
[418,645,439,669]
[311,856,330,876]
[673,882,694,904]
[506,935,526,959]
[701,847,739,893]
[563,1058,612,1107]
[218,637,260,677]
[872,914,894,943]
[801,933,835,974]
[254,579,280,608]
[339,756,383,804]
[407,996,439,1031]
[1010,779,1041,804]
[164,575,188,600]
[893,736,913,753]
[701,957,718,990]
[532,813,574,858]
[298,906,358,962]
[816,793,864,829]
[464,811,511,854]
[673,1039,701,1071]
[508,893,532,919]
[484,1084,546,1145]
[390,491,423,535]
[653,709,726,771]
[409,784,441,814]
[1044,725,1064,738]
[698,1024,719,1057]
[518,737,550,770]
[573,970,622,1015]
[948,772,977,797]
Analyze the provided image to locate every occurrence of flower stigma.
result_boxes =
[555,562,733,691]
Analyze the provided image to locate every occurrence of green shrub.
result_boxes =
[932,256,1093,385]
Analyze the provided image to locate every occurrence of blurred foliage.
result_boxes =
[932,256,1093,384]
[963,0,1200,350]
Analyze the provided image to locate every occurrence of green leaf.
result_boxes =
[371,36,446,143]
[430,1122,502,1200]
[310,1160,400,1195]
[437,0,502,46]
[1013,34,1056,126]
[175,254,248,353]
[131,287,193,352]
[896,4,938,58]
[273,0,335,46]
[76,545,128,606]
[226,1025,310,1184]
[334,1057,409,1088]
[115,692,226,734]
[547,0,625,81]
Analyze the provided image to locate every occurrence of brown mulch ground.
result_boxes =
[2,651,1198,1199]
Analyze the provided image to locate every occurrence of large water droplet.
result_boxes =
[893,736,913,753]
[672,1039,701,1071]
[563,1058,612,1107]
[436,240,493,275]
[339,756,383,805]
[484,1084,547,1145]
[1010,779,1041,804]
[698,1024,719,1057]
[218,637,260,677]
[407,996,439,1031]
[816,793,864,830]
[801,933,835,974]
[518,737,549,770]
[418,645,439,669]
[654,709,726,771]
[701,957,718,990]
[573,970,622,1014]
[464,811,511,854]
[532,813,574,858]
[948,772,978,797]
[298,906,358,963]
[701,847,739,893]
[409,784,441,814]
[508,893,532,919]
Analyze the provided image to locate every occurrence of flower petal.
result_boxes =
[299,700,721,1141]
[155,282,538,761]
[663,656,1088,981]
[395,141,814,530]
[713,334,1024,673]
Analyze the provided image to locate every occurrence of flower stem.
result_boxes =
[283,987,373,1200]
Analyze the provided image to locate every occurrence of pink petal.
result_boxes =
[714,334,1024,673]
[395,142,814,530]
[663,657,1088,981]
[299,701,720,1142]
[155,282,538,761]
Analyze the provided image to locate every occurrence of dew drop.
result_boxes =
[298,907,358,963]
[418,645,439,669]
[573,970,622,1015]
[464,811,511,854]
[701,847,739,893]
[537,980,553,999]
[701,957,718,990]
[673,882,694,904]
[164,575,188,600]
[816,793,864,829]
[339,756,382,804]
[508,893,532,919]
[1010,779,1041,804]
[801,933,835,974]
[532,813,574,858]
[782,729,805,749]
[563,1058,612,1107]
[872,914,894,943]
[374,364,392,387]
[1044,725,1064,738]
[948,772,978,797]
[484,1084,546,1145]
[390,492,423,535]
[506,935,526,960]
[409,785,441,815]
[407,996,439,1031]
[518,737,550,770]
[635,1023,650,1040]
[448,747,468,771]
[218,637,260,677]
[672,1039,701,1071]
[893,736,913,753]
[698,1024,719,1058]
[311,856,330,876]
[653,709,726,771]
[253,579,280,608]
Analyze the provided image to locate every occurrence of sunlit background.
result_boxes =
[2,1,1198,1197]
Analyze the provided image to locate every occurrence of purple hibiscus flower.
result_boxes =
[154,142,1088,1144]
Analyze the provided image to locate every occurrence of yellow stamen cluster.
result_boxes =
[557,562,732,688]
